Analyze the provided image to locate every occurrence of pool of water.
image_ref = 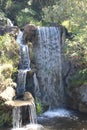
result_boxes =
[38,109,87,130]
[1,109,87,130]
[38,116,87,130]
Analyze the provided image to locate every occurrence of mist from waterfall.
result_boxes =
[34,27,65,109]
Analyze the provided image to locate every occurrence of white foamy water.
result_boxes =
[41,108,73,118]
[26,124,44,130]
[12,124,44,130]
[12,128,25,130]
[34,27,65,108]
[16,31,23,44]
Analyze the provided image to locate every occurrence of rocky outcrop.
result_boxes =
[23,24,37,43]
[66,83,87,113]
[64,56,87,113]
[0,18,19,38]
[5,92,34,107]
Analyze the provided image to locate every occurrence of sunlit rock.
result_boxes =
[0,86,15,101]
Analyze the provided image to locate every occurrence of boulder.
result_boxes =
[23,92,34,103]
[0,86,16,101]
[66,83,87,113]
[23,24,37,43]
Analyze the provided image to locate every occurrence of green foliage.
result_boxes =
[0,34,19,92]
[35,98,43,114]
[69,69,87,88]
[0,34,19,126]
[0,34,20,67]
[0,101,12,126]
[16,8,36,26]
[0,0,43,26]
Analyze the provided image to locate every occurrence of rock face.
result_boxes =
[23,24,37,43]
[64,56,87,113]
[66,83,87,113]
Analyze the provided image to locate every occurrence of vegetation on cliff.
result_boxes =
[0,33,20,126]
[0,34,20,92]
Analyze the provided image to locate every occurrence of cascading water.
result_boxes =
[33,73,41,98]
[16,31,31,97]
[17,70,27,97]
[12,30,37,129]
[13,107,22,128]
[19,45,31,70]
[34,27,65,109]
[29,103,37,124]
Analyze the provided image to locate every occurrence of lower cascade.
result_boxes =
[13,107,22,128]
[12,104,37,129]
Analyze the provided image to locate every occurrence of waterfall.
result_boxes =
[34,27,65,109]
[16,70,27,97]
[13,107,22,128]
[12,30,37,129]
[29,103,37,124]
[19,45,31,70]
[33,73,41,97]
[16,31,31,97]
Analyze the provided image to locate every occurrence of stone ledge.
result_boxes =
[5,100,34,107]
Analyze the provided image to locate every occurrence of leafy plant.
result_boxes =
[69,69,87,88]
[0,101,12,126]
[35,98,43,114]
[0,34,19,91]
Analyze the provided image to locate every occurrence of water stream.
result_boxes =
[13,107,22,128]
[34,27,65,108]
[16,31,31,97]
[29,103,37,124]
[12,31,37,129]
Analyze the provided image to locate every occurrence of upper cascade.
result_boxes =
[17,31,31,70]
[34,26,65,109]
[16,30,31,97]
